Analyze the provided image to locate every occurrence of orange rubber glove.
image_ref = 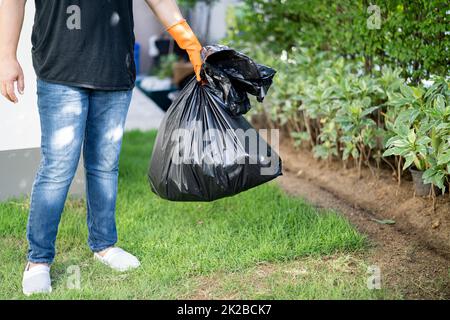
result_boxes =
[167,19,203,81]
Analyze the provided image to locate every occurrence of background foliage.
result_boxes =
[226,0,449,82]
[224,0,450,194]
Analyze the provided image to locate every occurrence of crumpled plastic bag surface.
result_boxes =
[200,44,276,116]
[148,45,281,201]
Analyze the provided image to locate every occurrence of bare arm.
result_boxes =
[144,0,184,27]
[0,0,26,103]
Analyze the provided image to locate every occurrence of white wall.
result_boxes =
[133,0,163,74]
[0,0,40,151]
[191,0,236,44]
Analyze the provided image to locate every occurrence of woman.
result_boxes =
[0,0,202,295]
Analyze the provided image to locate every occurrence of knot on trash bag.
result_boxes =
[199,45,276,117]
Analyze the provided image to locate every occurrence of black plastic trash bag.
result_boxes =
[148,45,282,201]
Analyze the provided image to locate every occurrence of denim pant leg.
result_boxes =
[27,80,89,264]
[83,89,132,252]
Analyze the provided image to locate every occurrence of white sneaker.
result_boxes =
[94,247,140,272]
[22,263,52,296]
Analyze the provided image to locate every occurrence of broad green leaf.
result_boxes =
[407,129,417,144]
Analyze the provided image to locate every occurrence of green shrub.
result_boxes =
[153,54,178,79]
[224,1,449,193]
[226,0,449,82]
[384,77,450,191]
[240,45,450,192]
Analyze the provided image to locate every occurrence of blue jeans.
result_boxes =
[27,79,132,264]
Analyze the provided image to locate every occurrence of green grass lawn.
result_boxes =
[0,130,397,299]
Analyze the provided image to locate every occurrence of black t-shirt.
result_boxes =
[32,0,136,90]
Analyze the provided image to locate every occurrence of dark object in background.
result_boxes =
[155,38,187,57]
[154,39,188,66]
[148,45,281,202]
[136,78,177,112]
[134,42,141,75]
[137,46,194,112]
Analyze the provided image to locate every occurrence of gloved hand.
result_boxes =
[145,0,203,81]
[167,20,202,81]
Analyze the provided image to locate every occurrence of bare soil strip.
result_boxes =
[278,143,450,299]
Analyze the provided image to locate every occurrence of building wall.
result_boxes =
[132,0,163,75]
[0,1,84,201]
[0,0,40,151]
[191,0,236,44]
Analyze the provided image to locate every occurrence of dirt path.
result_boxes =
[278,144,450,299]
